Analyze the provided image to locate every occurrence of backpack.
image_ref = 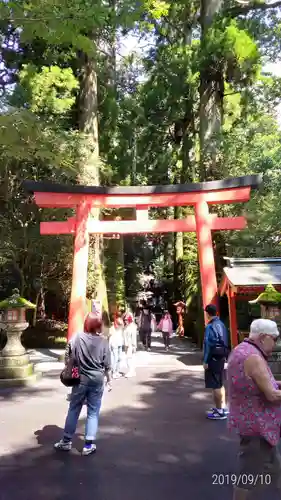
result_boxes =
[210,320,230,359]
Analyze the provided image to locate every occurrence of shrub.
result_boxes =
[22,319,68,349]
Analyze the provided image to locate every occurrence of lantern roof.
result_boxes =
[0,289,36,309]
[249,284,281,305]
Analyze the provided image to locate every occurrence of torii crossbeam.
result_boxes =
[23,175,262,339]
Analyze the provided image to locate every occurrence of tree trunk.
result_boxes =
[33,292,40,327]
[199,0,224,181]
[104,7,126,313]
[78,52,108,314]
[171,10,196,301]
[163,207,174,272]
[106,234,125,312]
[173,206,183,300]
[174,207,184,263]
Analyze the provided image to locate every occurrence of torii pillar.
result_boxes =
[195,201,219,321]
[68,200,91,338]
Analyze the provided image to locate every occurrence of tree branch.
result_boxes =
[227,0,281,17]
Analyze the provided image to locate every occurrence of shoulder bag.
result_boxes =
[60,334,81,387]
[210,323,230,359]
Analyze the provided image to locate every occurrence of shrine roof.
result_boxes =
[222,258,281,288]
[22,174,261,195]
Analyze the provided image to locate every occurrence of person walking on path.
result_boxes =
[227,319,281,499]
[158,310,173,350]
[54,312,111,456]
[203,304,229,420]
[109,314,124,378]
[123,312,138,377]
[138,305,154,351]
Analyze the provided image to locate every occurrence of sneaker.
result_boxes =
[147,348,151,352]
[206,407,229,416]
[125,371,136,378]
[113,373,122,379]
[82,443,97,456]
[54,439,72,451]
[206,408,228,420]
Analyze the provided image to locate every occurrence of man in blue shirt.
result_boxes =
[203,304,229,421]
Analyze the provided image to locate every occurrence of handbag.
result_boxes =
[60,334,81,387]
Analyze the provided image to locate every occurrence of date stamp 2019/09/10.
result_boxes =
[212,474,272,487]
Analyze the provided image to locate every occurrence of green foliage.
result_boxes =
[201,19,260,86]
[1,0,108,54]
[16,65,79,115]
[0,109,82,169]
[145,0,169,17]
[22,319,68,348]
[250,284,281,305]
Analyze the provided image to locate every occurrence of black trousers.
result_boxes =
[162,331,170,348]
[139,330,151,348]
[204,357,225,389]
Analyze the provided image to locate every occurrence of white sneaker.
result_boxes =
[206,408,228,420]
[125,371,136,378]
[54,439,72,451]
[82,443,97,456]
[206,407,229,415]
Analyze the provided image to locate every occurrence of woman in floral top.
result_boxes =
[227,318,281,499]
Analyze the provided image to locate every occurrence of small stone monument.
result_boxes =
[249,284,281,378]
[0,289,36,386]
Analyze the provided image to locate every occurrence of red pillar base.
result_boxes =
[228,286,238,348]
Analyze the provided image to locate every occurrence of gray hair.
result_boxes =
[249,318,279,340]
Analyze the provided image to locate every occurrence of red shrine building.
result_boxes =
[219,257,281,347]
[23,174,261,340]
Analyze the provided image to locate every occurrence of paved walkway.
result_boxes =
[0,335,278,500]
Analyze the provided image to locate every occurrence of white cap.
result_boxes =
[249,318,279,339]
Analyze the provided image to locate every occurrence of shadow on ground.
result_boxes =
[0,385,54,402]
[0,368,278,500]
[0,370,63,402]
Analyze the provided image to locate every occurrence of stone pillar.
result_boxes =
[0,322,34,384]
[0,290,37,386]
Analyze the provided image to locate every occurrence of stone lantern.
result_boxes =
[249,284,281,378]
[0,288,36,385]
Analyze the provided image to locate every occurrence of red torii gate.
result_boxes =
[23,175,261,340]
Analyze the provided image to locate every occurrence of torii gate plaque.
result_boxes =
[23,175,261,339]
